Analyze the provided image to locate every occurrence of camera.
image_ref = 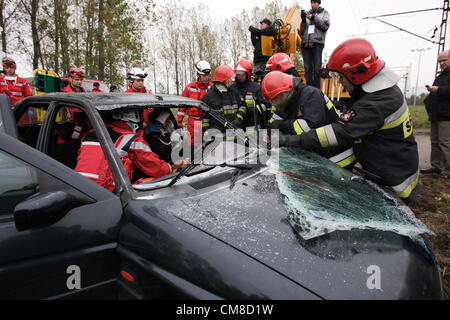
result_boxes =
[301,9,307,20]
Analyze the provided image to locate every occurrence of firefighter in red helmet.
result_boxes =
[274,38,419,204]
[265,53,300,77]
[231,59,269,134]
[0,57,33,106]
[202,65,246,136]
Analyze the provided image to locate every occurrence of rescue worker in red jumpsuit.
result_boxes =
[124,68,153,94]
[177,60,213,148]
[0,57,33,106]
[75,109,186,192]
[61,67,86,93]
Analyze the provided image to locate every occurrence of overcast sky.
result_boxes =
[11,0,445,96]
[183,0,445,96]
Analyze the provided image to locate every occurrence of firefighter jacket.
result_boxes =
[178,80,213,146]
[231,79,269,131]
[201,84,246,137]
[75,121,171,192]
[0,75,33,105]
[279,85,419,201]
[424,68,450,121]
[269,78,340,131]
[268,79,355,169]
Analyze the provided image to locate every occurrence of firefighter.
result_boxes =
[62,67,86,93]
[75,109,186,192]
[262,70,355,169]
[265,53,300,77]
[177,60,213,148]
[274,38,419,204]
[202,65,246,137]
[124,68,153,93]
[231,58,268,133]
[0,57,33,106]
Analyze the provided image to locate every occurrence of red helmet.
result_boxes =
[2,57,16,68]
[266,53,294,72]
[68,67,85,79]
[213,65,234,83]
[234,59,253,77]
[261,71,294,101]
[327,38,385,85]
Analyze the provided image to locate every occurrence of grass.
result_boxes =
[410,175,450,297]
[409,105,430,129]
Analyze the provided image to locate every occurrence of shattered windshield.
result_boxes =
[269,148,432,240]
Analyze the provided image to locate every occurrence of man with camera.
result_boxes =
[300,0,330,89]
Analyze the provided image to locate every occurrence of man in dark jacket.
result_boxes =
[275,38,419,204]
[262,71,355,170]
[422,50,450,178]
[231,59,268,133]
[248,18,276,81]
[202,65,246,137]
[300,0,330,88]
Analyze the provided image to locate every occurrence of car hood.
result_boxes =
[149,149,443,299]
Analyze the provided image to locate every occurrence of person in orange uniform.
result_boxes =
[177,60,213,148]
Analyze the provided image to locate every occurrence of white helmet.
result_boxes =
[127,67,148,80]
[112,109,141,124]
[195,60,211,75]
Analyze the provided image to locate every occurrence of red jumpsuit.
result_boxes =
[178,81,212,146]
[61,84,86,93]
[0,75,33,105]
[75,121,171,192]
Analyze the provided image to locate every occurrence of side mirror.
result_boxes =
[14,191,80,232]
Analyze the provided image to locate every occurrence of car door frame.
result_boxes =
[0,117,124,299]
[0,94,18,138]
[36,99,135,203]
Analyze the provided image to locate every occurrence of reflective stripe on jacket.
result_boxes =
[0,75,33,105]
[75,121,171,192]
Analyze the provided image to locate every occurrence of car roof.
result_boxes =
[23,92,208,111]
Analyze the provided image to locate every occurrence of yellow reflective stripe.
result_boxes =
[316,127,330,148]
[224,110,237,115]
[294,121,304,135]
[336,155,356,168]
[202,123,210,128]
[326,100,334,110]
[392,172,419,199]
[237,114,244,120]
[380,108,410,131]
[354,139,363,144]
[256,105,262,114]
[269,118,275,123]
[271,106,277,113]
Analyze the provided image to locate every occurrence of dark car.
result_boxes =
[0,92,444,300]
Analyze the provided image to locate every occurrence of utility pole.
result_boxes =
[436,0,449,74]
[364,1,449,77]
[411,48,431,107]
